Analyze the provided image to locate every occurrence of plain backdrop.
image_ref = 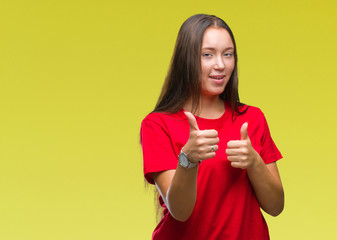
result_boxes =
[0,0,336,239]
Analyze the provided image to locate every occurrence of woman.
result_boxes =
[140,14,284,240]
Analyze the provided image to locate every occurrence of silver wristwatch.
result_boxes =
[178,149,198,168]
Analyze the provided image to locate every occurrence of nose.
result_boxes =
[214,56,225,70]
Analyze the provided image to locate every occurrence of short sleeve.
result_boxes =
[259,113,283,164]
[140,119,179,184]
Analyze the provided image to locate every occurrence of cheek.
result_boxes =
[227,61,235,74]
[201,61,212,74]
[201,66,206,75]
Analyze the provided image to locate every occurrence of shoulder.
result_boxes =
[142,111,186,127]
[238,104,265,119]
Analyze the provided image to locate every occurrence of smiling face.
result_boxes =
[200,27,235,99]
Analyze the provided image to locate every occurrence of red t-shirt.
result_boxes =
[140,102,282,240]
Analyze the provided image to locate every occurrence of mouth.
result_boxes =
[209,75,225,80]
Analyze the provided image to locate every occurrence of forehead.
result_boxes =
[202,27,234,49]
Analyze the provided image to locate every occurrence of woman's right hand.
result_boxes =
[183,112,219,163]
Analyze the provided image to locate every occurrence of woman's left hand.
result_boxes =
[226,123,260,169]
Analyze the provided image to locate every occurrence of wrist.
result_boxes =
[179,148,198,168]
[248,152,264,171]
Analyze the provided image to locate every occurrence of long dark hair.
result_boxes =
[153,14,246,116]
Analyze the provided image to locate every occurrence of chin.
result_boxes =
[202,89,225,97]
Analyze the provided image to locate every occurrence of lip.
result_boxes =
[209,75,226,83]
[209,75,225,78]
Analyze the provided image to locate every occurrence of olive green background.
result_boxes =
[0,0,336,239]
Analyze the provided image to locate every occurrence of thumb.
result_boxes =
[240,122,249,140]
[184,111,199,131]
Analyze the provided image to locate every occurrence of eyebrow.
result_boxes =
[201,47,234,51]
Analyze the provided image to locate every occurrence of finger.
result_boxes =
[200,152,216,160]
[227,155,239,162]
[230,161,245,169]
[227,140,246,148]
[204,137,220,146]
[184,111,199,131]
[226,148,243,156]
[240,122,248,140]
[209,145,219,152]
[201,129,218,138]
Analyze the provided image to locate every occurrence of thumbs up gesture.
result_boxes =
[183,112,219,163]
[226,123,259,169]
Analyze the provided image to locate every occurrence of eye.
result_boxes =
[202,53,212,57]
[224,52,234,57]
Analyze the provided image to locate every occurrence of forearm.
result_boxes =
[247,157,284,216]
[153,111,217,222]
[165,164,198,221]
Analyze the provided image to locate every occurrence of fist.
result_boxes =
[183,112,219,163]
[226,122,259,169]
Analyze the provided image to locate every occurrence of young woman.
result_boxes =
[140,14,284,240]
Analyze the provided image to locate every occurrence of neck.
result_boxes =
[183,95,225,119]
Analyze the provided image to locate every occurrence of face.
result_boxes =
[200,27,235,98]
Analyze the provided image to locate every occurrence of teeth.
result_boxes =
[210,76,223,79]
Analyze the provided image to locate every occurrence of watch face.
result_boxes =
[179,152,189,167]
